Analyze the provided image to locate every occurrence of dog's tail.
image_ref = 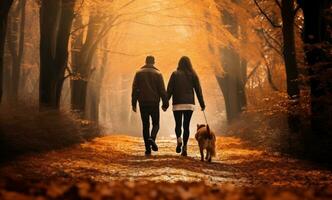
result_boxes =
[206,124,210,134]
[207,124,216,157]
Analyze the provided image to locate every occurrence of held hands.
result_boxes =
[162,104,169,112]
[133,105,168,112]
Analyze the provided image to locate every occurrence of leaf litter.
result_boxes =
[0,135,331,199]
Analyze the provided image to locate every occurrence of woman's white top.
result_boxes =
[172,104,195,111]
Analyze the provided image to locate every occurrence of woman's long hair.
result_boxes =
[177,56,197,77]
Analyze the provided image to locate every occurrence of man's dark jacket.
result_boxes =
[167,70,205,108]
[132,65,168,108]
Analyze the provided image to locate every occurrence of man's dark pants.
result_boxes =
[139,105,160,151]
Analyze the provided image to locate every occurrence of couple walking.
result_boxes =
[131,56,205,156]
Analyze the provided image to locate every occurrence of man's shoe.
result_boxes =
[145,149,151,156]
[176,137,182,153]
[149,138,158,151]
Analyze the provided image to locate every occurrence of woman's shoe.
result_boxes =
[181,145,187,156]
[145,149,151,156]
[149,138,158,151]
[176,137,182,153]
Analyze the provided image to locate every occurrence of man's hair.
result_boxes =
[145,56,155,64]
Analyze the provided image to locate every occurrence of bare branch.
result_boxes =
[70,0,193,35]
[253,0,282,28]
[246,63,260,84]
[73,0,85,18]
[131,21,194,27]
[105,50,140,56]
[70,13,113,35]
[261,30,283,56]
[100,49,163,57]
[274,0,281,9]
[265,65,279,91]
[262,53,279,91]
[63,74,72,81]
[118,0,136,10]
[264,31,282,47]
[65,66,72,74]
[63,66,73,81]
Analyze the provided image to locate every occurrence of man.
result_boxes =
[132,56,169,156]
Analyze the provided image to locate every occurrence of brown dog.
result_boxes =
[195,124,216,162]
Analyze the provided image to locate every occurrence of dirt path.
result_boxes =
[1,135,331,187]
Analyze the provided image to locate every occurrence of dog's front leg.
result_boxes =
[207,152,212,162]
[207,149,212,162]
[199,147,204,161]
[205,150,210,161]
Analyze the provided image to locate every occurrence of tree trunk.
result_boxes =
[239,58,247,108]
[88,92,98,121]
[70,14,100,114]
[12,0,26,102]
[217,47,246,121]
[71,79,88,111]
[0,0,14,103]
[39,0,61,109]
[7,0,26,103]
[217,75,237,120]
[298,0,332,134]
[281,0,299,99]
[88,41,107,121]
[39,0,76,109]
[217,9,247,121]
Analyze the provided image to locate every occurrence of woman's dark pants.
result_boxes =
[173,110,193,147]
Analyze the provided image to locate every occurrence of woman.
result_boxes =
[167,56,205,156]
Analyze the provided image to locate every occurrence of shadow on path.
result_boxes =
[0,135,331,187]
